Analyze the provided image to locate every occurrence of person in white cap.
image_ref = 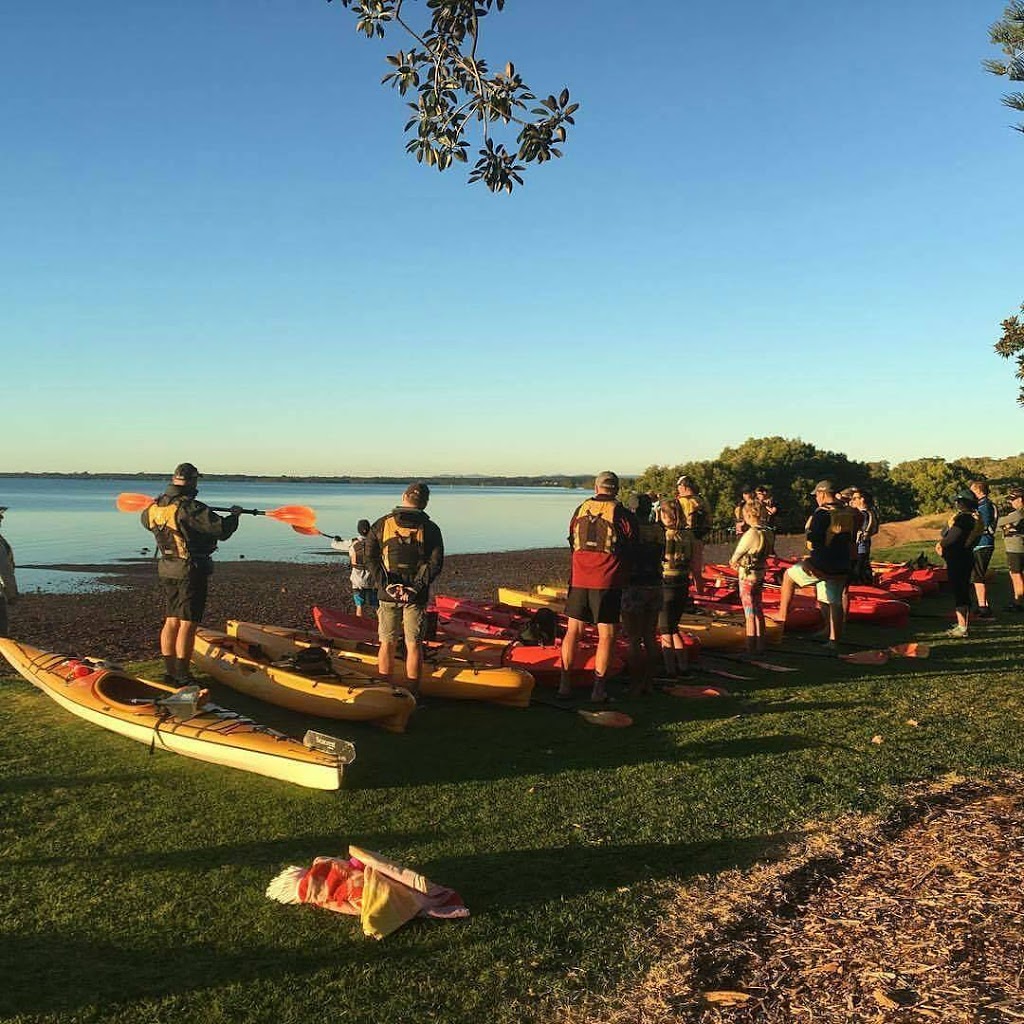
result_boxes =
[140,463,242,684]
[0,506,19,638]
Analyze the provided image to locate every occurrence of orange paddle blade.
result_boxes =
[265,505,317,528]
[840,649,889,665]
[664,684,731,699]
[890,642,929,659]
[578,709,633,728]
[116,492,156,512]
[291,524,322,536]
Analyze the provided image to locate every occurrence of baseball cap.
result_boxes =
[839,487,856,500]
[955,489,978,506]
[676,474,694,488]
[810,479,835,496]
[1008,488,1024,500]
[595,470,619,491]
[173,462,200,482]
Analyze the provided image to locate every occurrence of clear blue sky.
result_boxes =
[2,0,1021,475]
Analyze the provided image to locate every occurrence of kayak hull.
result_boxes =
[0,638,346,790]
[192,629,416,733]
[228,621,534,708]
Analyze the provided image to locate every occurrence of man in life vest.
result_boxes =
[364,482,444,694]
[0,506,19,638]
[559,471,636,702]
[331,519,377,617]
[969,479,999,619]
[776,479,855,649]
[140,463,242,683]
[676,475,709,596]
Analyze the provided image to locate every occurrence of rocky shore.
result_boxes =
[5,538,807,667]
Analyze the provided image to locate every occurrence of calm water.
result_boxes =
[0,478,582,592]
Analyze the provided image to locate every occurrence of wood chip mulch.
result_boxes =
[570,775,1024,1023]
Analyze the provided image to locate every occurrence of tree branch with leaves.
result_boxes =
[984,1,1024,132]
[327,0,578,192]
[995,303,1024,405]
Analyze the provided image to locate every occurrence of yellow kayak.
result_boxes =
[227,621,535,708]
[0,638,351,790]
[497,587,564,611]
[498,588,780,650]
[536,584,568,599]
[192,629,416,734]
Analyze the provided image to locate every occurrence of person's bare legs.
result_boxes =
[591,622,617,700]
[777,571,796,625]
[404,626,422,694]
[558,617,584,697]
[160,617,180,678]
[174,621,198,678]
[973,579,989,613]
[378,639,395,680]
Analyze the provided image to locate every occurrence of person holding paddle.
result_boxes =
[140,463,243,684]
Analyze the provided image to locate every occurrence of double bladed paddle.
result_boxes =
[116,492,317,529]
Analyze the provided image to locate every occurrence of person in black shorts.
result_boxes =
[936,490,979,638]
[559,472,636,702]
[1001,488,1024,611]
[141,463,242,683]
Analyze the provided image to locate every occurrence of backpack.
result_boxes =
[272,646,333,676]
[349,537,366,568]
[518,607,558,646]
[571,499,619,554]
[381,515,425,575]
[678,496,709,541]
[824,505,856,546]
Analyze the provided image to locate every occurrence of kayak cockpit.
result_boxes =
[93,671,172,708]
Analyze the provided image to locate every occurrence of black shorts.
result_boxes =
[564,586,622,625]
[1009,552,1024,574]
[657,581,691,636]
[161,570,210,622]
[972,547,994,582]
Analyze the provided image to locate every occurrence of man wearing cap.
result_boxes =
[141,463,242,684]
[0,507,19,638]
[559,471,636,702]
[776,480,856,648]
[365,482,444,693]
[1000,487,1024,611]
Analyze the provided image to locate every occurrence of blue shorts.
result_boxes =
[353,588,379,610]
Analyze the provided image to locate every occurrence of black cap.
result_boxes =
[173,462,200,482]
[357,519,371,535]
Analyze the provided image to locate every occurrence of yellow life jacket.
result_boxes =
[736,526,775,571]
[381,515,425,575]
[144,498,189,561]
[571,499,619,555]
[662,528,693,581]
[823,505,856,546]
[677,495,709,539]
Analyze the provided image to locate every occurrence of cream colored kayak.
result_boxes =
[498,588,781,650]
[228,621,534,708]
[0,638,351,790]
[192,629,416,734]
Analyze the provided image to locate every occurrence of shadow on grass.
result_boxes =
[0,932,419,1018]
[428,829,805,910]
[0,829,434,871]
[0,829,803,1018]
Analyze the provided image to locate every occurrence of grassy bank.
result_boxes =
[2,547,1022,1023]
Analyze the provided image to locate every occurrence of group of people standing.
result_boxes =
[557,473,884,701]
[936,480,1024,637]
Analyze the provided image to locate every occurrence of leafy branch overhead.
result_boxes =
[984,1,1024,132]
[995,303,1024,405]
[326,0,578,192]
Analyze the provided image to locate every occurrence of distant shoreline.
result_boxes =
[0,472,601,487]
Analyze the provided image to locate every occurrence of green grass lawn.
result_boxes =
[2,549,1023,1023]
